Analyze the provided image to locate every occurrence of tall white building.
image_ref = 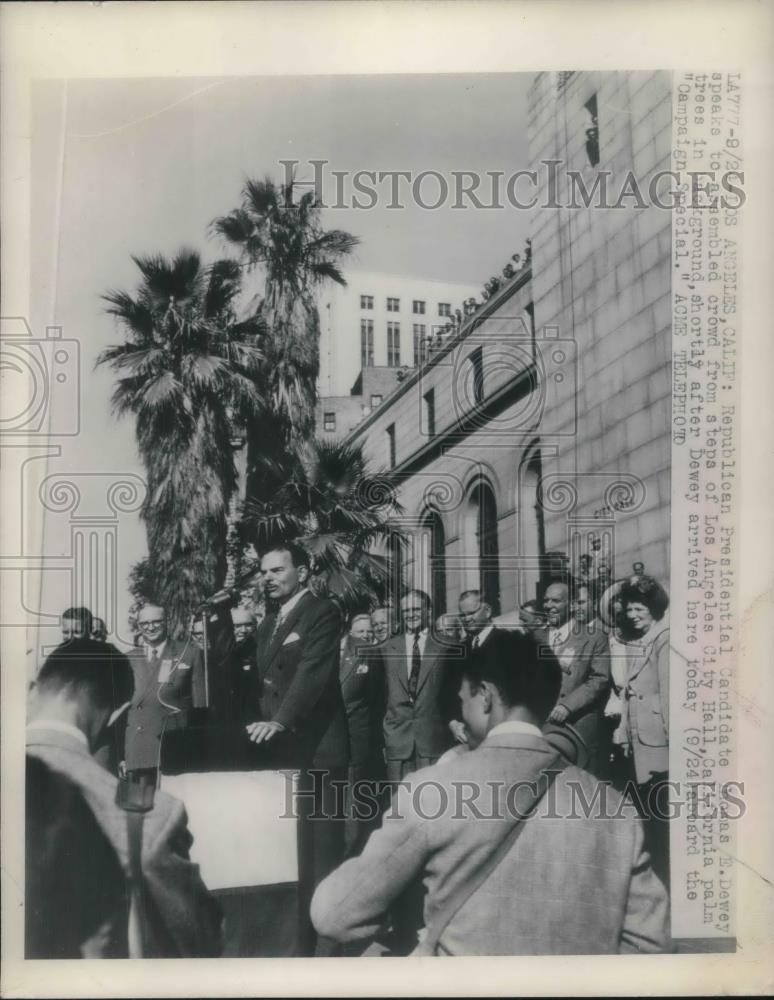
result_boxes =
[318,271,480,395]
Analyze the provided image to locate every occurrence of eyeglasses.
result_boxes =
[139,619,165,628]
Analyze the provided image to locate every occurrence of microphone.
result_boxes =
[196,588,237,610]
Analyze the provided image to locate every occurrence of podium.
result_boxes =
[162,769,300,956]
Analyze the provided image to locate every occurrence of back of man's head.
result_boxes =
[25,755,128,958]
[33,639,133,743]
[61,606,94,641]
[462,628,561,725]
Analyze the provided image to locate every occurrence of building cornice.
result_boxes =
[377,361,538,481]
[344,263,532,446]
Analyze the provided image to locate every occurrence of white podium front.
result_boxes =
[162,770,298,890]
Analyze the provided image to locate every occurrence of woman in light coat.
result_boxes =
[614,575,670,887]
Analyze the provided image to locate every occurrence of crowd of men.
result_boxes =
[25,543,670,959]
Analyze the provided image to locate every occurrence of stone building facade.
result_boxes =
[339,70,672,615]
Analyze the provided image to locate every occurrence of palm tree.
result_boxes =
[98,249,265,630]
[242,438,404,615]
[211,177,359,476]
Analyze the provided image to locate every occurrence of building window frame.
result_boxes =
[438,302,451,317]
[386,297,400,313]
[584,94,600,167]
[386,424,396,468]
[387,321,401,367]
[470,346,484,405]
[412,299,426,315]
[413,323,426,366]
[370,394,383,409]
[423,387,436,437]
[360,318,374,368]
[323,411,336,432]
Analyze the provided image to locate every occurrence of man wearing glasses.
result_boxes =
[124,603,206,784]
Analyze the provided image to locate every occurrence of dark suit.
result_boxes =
[249,590,349,956]
[251,591,349,770]
[538,619,610,773]
[339,635,385,767]
[379,631,457,781]
[124,637,206,774]
[339,636,385,853]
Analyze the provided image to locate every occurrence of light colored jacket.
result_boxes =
[620,618,670,784]
[311,732,669,954]
[26,726,222,957]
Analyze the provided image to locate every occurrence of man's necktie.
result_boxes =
[149,646,159,665]
[408,630,421,702]
[270,613,283,643]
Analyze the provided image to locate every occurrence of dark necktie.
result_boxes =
[270,613,283,643]
[409,630,421,702]
[149,646,159,666]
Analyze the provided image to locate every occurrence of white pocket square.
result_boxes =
[282,632,301,646]
[356,663,369,674]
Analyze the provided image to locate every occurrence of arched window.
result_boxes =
[464,480,501,615]
[518,448,545,603]
[422,511,447,615]
[388,533,404,610]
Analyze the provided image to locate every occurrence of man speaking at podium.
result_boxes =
[244,542,349,956]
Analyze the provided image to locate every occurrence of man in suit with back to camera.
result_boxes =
[124,602,207,783]
[244,542,349,956]
[311,628,669,956]
[58,605,130,776]
[26,638,222,957]
[540,579,611,774]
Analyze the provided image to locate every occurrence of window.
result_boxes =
[370,394,383,409]
[386,424,396,468]
[423,388,436,437]
[323,412,336,432]
[470,347,484,404]
[438,302,451,317]
[386,297,400,312]
[584,94,599,167]
[464,482,500,615]
[413,324,426,366]
[425,511,447,614]
[360,295,374,309]
[360,319,374,368]
[387,322,401,367]
[412,299,426,315]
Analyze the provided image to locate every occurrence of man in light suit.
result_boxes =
[540,579,611,774]
[244,542,349,956]
[124,603,207,782]
[377,589,459,783]
[311,629,669,956]
[26,639,222,957]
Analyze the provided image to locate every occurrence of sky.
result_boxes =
[30,72,533,644]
